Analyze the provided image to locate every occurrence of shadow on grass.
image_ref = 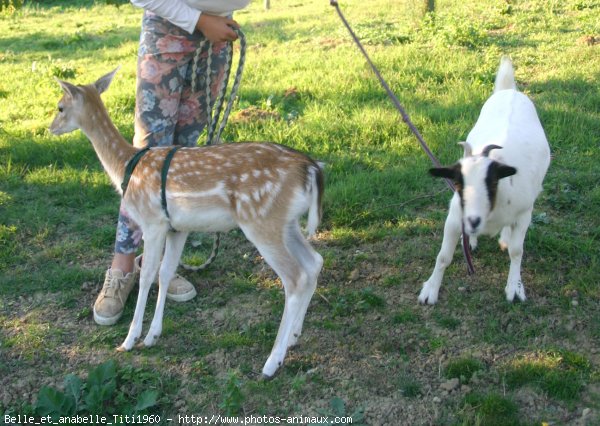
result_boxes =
[0,26,141,59]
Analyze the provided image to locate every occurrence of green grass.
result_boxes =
[504,350,592,402]
[459,393,522,426]
[1,0,600,423]
[445,357,485,383]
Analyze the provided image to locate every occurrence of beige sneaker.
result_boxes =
[134,255,197,302]
[93,268,137,326]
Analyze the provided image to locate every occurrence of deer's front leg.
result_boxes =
[118,227,166,351]
[143,231,189,347]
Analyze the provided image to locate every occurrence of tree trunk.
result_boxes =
[425,0,435,13]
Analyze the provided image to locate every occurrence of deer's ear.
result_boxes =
[94,66,120,95]
[56,79,80,99]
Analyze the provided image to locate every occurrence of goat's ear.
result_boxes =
[429,164,461,180]
[94,66,120,95]
[56,78,79,99]
[496,163,517,179]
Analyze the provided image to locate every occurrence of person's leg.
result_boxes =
[112,206,143,272]
[155,38,231,300]
[94,204,144,325]
[133,12,232,302]
[155,30,231,300]
[174,39,229,146]
[94,12,197,325]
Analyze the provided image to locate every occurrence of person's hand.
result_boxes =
[195,14,239,43]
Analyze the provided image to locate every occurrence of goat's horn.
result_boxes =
[458,141,472,158]
[482,144,503,157]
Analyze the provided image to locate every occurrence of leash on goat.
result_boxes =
[330,0,475,275]
[179,28,247,272]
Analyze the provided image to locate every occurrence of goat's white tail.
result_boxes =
[494,56,517,93]
[306,162,324,237]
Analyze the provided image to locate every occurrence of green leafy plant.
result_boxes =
[218,371,244,416]
[34,360,158,419]
[310,397,366,426]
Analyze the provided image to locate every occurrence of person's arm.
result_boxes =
[131,0,201,34]
[131,0,240,42]
[196,14,239,42]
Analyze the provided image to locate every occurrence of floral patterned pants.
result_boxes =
[115,11,228,254]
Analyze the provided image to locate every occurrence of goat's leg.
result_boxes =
[118,227,166,351]
[419,200,462,305]
[505,209,532,302]
[284,223,322,348]
[143,231,189,347]
[499,226,512,251]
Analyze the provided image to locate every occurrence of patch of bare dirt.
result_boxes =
[1,232,598,424]
[231,106,280,123]
[580,35,600,45]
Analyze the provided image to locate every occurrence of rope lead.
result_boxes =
[330,1,475,275]
[179,28,246,272]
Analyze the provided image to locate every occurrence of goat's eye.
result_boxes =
[58,106,64,113]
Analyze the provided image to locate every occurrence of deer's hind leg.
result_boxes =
[284,222,322,348]
[240,223,312,378]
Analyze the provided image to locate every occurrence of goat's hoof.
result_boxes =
[262,357,284,379]
[418,289,438,305]
[506,281,527,303]
[116,345,128,352]
[134,341,146,349]
[507,292,526,303]
[261,368,281,381]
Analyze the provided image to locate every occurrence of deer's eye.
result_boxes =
[58,106,64,113]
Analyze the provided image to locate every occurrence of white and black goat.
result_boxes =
[418,57,550,304]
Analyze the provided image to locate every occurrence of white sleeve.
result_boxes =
[130,0,201,34]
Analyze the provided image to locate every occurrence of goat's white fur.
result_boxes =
[418,57,550,304]
[49,69,324,378]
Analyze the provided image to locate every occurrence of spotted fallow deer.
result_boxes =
[49,68,324,378]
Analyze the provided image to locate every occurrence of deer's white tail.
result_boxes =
[306,162,324,237]
[494,56,517,93]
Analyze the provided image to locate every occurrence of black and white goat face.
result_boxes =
[429,144,517,236]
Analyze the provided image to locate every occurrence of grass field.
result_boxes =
[1,0,599,424]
